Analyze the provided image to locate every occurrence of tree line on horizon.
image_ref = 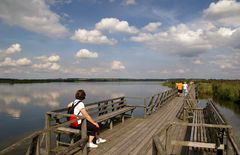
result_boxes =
[0,78,167,83]
[0,78,239,84]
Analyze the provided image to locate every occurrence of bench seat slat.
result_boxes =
[96,106,135,122]
[56,127,80,134]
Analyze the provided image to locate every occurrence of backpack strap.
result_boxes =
[72,100,82,115]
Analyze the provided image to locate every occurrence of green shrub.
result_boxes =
[213,82,240,102]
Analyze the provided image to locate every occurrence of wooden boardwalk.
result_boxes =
[86,96,184,155]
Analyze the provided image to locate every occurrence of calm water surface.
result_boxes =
[215,101,240,146]
[0,81,168,149]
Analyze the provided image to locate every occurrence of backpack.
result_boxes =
[67,101,80,115]
[67,101,81,127]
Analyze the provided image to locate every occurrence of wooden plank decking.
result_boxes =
[82,96,184,155]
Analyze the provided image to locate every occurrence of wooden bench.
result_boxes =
[55,97,136,146]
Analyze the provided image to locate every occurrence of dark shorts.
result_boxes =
[178,89,182,93]
[71,121,99,136]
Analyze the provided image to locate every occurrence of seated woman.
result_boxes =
[68,89,106,148]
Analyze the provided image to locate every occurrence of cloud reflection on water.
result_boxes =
[0,86,62,118]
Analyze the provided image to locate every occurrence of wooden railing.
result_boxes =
[0,115,88,155]
[205,99,240,155]
[152,90,240,155]
[45,112,88,155]
[143,88,178,117]
[152,122,233,155]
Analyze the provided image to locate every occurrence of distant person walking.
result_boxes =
[68,89,106,148]
[183,82,188,96]
[176,82,183,96]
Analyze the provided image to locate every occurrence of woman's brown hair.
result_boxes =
[75,89,86,100]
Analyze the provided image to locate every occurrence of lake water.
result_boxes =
[0,82,239,150]
[215,100,240,146]
[0,81,169,149]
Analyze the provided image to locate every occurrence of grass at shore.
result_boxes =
[163,80,240,103]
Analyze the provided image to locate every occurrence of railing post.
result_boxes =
[144,98,147,118]
[26,135,40,155]
[223,128,228,155]
[45,113,51,155]
[81,118,88,155]
[183,107,186,121]
[152,138,157,155]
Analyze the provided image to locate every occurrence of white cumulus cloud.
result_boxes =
[96,18,138,34]
[34,55,60,62]
[0,43,22,57]
[5,43,22,54]
[47,55,60,62]
[0,0,69,37]
[142,22,161,32]
[0,57,31,67]
[75,49,98,59]
[16,58,32,66]
[71,28,117,45]
[217,27,235,37]
[111,60,125,70]
[203,0,240,27]
[0,57,16,66]
[32,62,60,71]
[33,54,61,71]
[131,24,212,57]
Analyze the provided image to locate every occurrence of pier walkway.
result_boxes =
[88,96,184,155]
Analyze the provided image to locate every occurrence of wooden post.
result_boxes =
[183,107,186,121]
[223,128,228,155]
[144,98,147,118]
[152,138,158,155]
[110,119,113,129]
[111,100,115,111]
[121,114,125,124]
[81,118,87,155]
[45,113,51,155]
[26,135,40,155]
[165,127,168,151]
[120,97,124,109]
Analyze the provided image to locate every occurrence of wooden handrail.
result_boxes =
[229,134,240,155]
[0,117,87,154]
[143,88,177,115]
[56,137,88,155]
[171,122,232,129]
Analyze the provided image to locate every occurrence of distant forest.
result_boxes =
[0,78,239,84]
[0,78,168,84]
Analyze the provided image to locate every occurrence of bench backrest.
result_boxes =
[86,97,126,117]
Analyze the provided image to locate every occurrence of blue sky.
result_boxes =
[0,0,239,79]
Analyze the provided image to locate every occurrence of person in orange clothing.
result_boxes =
[176,82,183,96]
